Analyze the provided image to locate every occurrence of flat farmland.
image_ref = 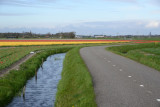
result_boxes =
[0,45,74,71]
[1,40,160,107]
[0,39,130,46]
[107,43,160,71]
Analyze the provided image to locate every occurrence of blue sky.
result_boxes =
[0,0,160,35]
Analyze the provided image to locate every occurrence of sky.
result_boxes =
[0,0,160,35]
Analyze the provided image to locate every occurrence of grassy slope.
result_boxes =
[106,43,160,71]
[1,44,110,107]
[0,45,97,107]
[0,45,75,70]
[55,47,97,107]
[0,47,73,107]
[132,37,160,40]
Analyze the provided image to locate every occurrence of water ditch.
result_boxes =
[7,53,66,107]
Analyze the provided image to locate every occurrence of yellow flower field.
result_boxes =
[0,40,130,46]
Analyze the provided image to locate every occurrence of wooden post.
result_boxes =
[23,86,26,102]
[42,58,43,63]
[35,68,37,83]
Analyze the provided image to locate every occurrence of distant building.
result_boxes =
[94,35,105,38]
[7,35,18,38]
[6,33,19,38]
[76,35,93,38]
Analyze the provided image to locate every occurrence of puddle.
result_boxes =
[7,53,66,107]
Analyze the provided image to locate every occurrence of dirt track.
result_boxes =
[0,52,36,77]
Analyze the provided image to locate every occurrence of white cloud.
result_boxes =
[153,0,160,5]
[0,13,34,16]
[152,10,160,14]
[0,0,57,7]
[145,21,160,28]
[148,0,160,6]
[103,0,137,3]
[1,20,160,35]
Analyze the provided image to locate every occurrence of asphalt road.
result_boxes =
[80,46,160,107]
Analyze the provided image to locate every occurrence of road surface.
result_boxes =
[80,46,160,107]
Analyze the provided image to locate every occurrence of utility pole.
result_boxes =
[149,32,152,38]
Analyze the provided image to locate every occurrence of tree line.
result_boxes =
[0,32,76,39]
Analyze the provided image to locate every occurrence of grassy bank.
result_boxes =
[107,43,160,71]
[55,47,97,107]
[0,45,76,70]
[1,44,109,107]
[0,47,73,107]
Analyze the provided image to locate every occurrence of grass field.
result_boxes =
[0,47,74,107]
[1,41,160,107]
[0,45,75,70]
[107,43,160,71]
[55,47,97,107]
[132,37,160,40]
[0,44,99,107]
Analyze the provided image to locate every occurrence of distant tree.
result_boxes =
[55,32,75,39]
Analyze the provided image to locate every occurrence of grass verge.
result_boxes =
[106,43,160,71]
[0,47,73,107]
[55,47,97,107]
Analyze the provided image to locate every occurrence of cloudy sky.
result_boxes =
[0,0,160,35]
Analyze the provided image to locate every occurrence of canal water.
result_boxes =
[7,53,66,107]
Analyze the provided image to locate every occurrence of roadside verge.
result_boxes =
[106,43,160,72]
[0,47,72,107]
[55,47,97,107]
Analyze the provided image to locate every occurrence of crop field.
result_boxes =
[0,40,131,46]
[0,46,75,107]
[0,43,105,107]
[1,40,160,107]
[0,39,160,46]
[107,43,160,71]
[0,45,74,70]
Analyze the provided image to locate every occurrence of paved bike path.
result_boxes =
[80,46,160,107]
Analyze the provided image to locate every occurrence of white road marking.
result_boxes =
[146,91,152,94]
[128,76,132,78]
[112,65,116,67]
[140,85,144,87]
[157,99,160,102]
[119,69,123,71]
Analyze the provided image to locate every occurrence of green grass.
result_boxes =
[0,45,77,70]
[107,43,160,54]
[0,47,73,107]
[106,43,160,72]
[0,43,113,107]
[141,47,160,55]
[0,44,98,107]
[132,37,160,40]
[55,47,97,107]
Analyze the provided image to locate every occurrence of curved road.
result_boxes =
[80,46,160,107]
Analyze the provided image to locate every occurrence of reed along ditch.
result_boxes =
[7,53,66,107]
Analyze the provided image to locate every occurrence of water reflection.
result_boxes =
[22,86,26,102]
[7,53,66,107]
[35,71,37,83]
